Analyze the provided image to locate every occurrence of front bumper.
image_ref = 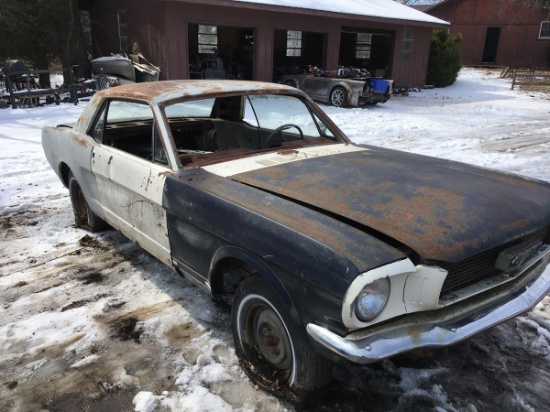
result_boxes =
[307,260,550,364]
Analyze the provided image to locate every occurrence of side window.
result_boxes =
[89,102,108,143]
[95,99,169,166]
[152,122,168,166]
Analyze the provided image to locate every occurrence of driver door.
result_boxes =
[302,76,331,101]
[89,99,172,265]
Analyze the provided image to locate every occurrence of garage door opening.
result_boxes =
[272,30,327,82]
[482,27,500,64]
[188,23,255,80]
[340,28,393,78]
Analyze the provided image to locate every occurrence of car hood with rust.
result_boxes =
[230,146,550,263]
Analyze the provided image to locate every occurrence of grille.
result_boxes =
[434,228,549,296]
[437,247,504,295]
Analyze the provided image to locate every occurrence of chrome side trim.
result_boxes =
[308,261,550,364]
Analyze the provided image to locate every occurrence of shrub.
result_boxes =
[426,29,462,87]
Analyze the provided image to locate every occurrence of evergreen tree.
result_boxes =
[426,29,462,87]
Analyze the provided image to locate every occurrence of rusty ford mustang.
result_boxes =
[42,80,550,402]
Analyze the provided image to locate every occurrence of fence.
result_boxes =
[511,70,550,90]
[2,68,78,108]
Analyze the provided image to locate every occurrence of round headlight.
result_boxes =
[354,277,390,321]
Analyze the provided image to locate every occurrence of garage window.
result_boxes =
[117,10,128,51]
[287,30,302,57]
[401,28,414,60]
[198,25,218,54]
[356,33,372,59]
[540,21,550,39]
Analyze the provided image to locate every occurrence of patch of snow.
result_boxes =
[70,354,100,368]
[163,385,233,412]
[133,391,159,412]
[397,367,448,391]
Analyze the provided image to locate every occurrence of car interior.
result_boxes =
[92,94,337,167]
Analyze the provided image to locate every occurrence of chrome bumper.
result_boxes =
[307,262,550,364]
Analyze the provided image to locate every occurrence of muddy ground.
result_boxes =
[1,193,549,412]
[1,69,550,411]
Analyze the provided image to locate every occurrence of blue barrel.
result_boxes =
[367,78,389,94]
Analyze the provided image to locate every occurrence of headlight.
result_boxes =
[354,277,390,321]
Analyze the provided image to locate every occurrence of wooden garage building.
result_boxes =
[83,0,448,88]
[426,0,550,67]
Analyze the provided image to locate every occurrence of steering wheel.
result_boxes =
[264,124,304,148]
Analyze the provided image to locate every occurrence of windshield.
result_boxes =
[163,93,343,166]
[243,95,333,139]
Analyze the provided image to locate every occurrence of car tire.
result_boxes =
[232,275,333,403]
[68,172,107,232]
[330,87,347,107]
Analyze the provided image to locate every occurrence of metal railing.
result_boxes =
[3,67,78,108]
[511,70,550,90]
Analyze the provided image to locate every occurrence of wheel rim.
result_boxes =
[253,306,291,370]
[238,295,293,382]
[331,89,345,106]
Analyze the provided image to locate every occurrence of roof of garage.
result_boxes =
[233,0,449,26]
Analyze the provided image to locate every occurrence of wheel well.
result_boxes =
[210,257,257,308]
[331,85,347,94]
[283,79,297,88]
[59,162,71,187]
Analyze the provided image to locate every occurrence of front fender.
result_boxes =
[209,245,295,308]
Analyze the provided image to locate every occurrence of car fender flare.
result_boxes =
[209,245,297,313]
[282,77,299,89]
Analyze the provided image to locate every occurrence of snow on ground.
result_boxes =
[1,68,550,411]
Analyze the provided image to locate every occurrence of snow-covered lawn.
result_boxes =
[1,68,549,412]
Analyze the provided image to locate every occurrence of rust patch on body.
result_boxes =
[91,80,304,106]
[229,148,550,262]
[71,132,89,148]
